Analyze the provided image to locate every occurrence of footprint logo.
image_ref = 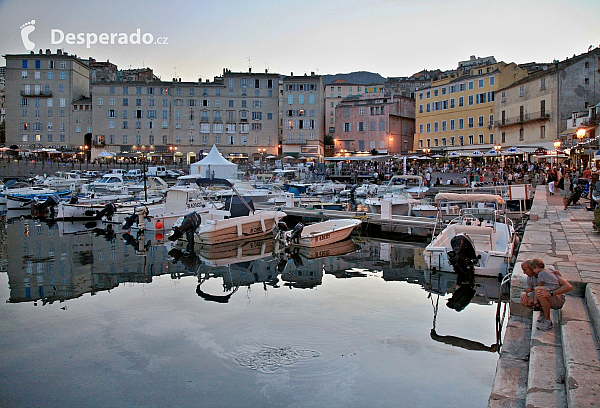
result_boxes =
[20,20,36,51]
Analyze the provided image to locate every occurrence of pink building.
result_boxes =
[333,93,415,155]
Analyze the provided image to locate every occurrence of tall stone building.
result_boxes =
[334,93,414,155]
[4,49,91,150]
[91,69,280,164]
[414,57,528,154]
[495,48,600,152]
[281,73,324,159]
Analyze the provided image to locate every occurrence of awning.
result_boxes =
[558,128,577,137]
[325,155,392,162]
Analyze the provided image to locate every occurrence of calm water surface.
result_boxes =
[0,217,505,408]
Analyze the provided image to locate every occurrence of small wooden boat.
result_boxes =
[284,218,362,247]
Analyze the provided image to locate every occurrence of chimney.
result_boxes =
[291,72,293,76]
[57,49,62,55]
[311,71,315,76]
[249,67,252,73]
[265,68,268,73]
[46,49,51,55]
[179,78,181,82]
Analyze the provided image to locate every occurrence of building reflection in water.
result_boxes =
[4,219,190,306]
[3,218,505,312]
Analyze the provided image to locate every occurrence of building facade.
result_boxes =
[91,69,280,163]
[281,73,324,159]
[324,79,385,138]
[4,49,91,150]
[414,59,528,154]
[334,93,415,155]
[494,48,600,152]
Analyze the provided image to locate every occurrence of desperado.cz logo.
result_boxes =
[20,20,168,50]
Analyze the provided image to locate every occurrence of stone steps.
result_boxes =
[489,285,600,408]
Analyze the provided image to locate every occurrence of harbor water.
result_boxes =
[0,216,505,408]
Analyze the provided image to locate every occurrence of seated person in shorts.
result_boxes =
[519,258,573,331]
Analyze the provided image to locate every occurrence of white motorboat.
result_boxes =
[284,218,362,248]
[170,178,287,245]
[5,188,71,210]
[308,180,346,195]
[116,186,222,232]
[377,175,429,198]
[423,193,516,278]
[411,199,438,218]
[364,185,416,216]
[41,171,89,189]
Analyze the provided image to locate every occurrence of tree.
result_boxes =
[370,148,379,156]
[324,134,334,146]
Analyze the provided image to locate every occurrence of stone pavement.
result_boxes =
[489,185,600,408]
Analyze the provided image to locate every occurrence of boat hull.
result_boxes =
[195,211,286,245]
[292,219,362,247]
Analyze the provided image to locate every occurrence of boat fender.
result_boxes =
[287,222,304,244]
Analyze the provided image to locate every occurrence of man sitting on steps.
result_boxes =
[519,258,573,331]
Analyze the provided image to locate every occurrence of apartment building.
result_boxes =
[91,69,280,163]
[282,73,324,158]
[334,93,415,155]
[414,58,528,153]
[4,49,91,150]
[324,79,385,138]
[495,48,600,151]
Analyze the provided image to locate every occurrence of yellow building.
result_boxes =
[414,59,527,155]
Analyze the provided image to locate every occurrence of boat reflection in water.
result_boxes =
[3,217,507,353]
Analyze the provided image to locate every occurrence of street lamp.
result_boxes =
[494,144,503,173]
[576,129,586,169]
[258,148,266,171]
[423,147,431,156]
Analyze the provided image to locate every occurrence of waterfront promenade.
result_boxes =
[489,186,600,408]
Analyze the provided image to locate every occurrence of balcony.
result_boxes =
[21,91,53,97]
[283,139,308,145]
[495,111,550,128]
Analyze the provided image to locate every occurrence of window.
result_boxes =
[97,98,103,106]
[419,105,423,113]
[60,72,66,80]
[479,134,484,144]
[123,121,128,129]
[519,128,524,141]
[468,117,474,128]
[426,123,431,132]
[441,87,446,95]
[519,85,524,97]
[450,119,455,130]
[358,122,366,131]
[459,97,464,107]
[468,81,473,90]
[478,79,484,88]
[489,133,494,143]
[478,116,484,127]
[540,77,546,90]
[490,76,495,86]
[343,123,352,132]
[584,78,589,85]
[459,118,464,129]
[434,122,439,132]
[468,135,474,144]
[379,121,385,131]
[540,126,546,139]
[213,123,223,133]
[419,124,423,133]
[468,95,474,105]
[442,121,447,131]
[450,99,455,109]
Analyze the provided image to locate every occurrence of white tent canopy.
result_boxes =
[189,144,238,178]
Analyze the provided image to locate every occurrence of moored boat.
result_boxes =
[283,218,362,248]
[423,193,516,278]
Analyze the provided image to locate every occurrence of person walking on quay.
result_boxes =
[557,172,572,210]
[547,168,558,195]
[519,259,572,331]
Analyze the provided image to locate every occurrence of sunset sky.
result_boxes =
[2,0,600,80]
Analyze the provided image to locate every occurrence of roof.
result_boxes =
[435,193,505,205]
[194,144,236,166]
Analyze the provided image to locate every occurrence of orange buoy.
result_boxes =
[155,221,164,230]
[155,233,164,241]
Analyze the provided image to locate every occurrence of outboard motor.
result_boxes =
[349,184,357,198]
[122,206,150,230]
[286,222,304,244]
[446,283,476,312]
[94,202,117,220]
[169,211,202,252]
[447,233,479,277]
[32,194,60,218]
[69,196,79,204]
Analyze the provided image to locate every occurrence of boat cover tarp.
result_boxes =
[195,178,234,188]
[435,193,505,205]
[224,196,255,218]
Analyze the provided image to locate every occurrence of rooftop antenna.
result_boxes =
[246,56,252,69]
[173,66,179,79]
